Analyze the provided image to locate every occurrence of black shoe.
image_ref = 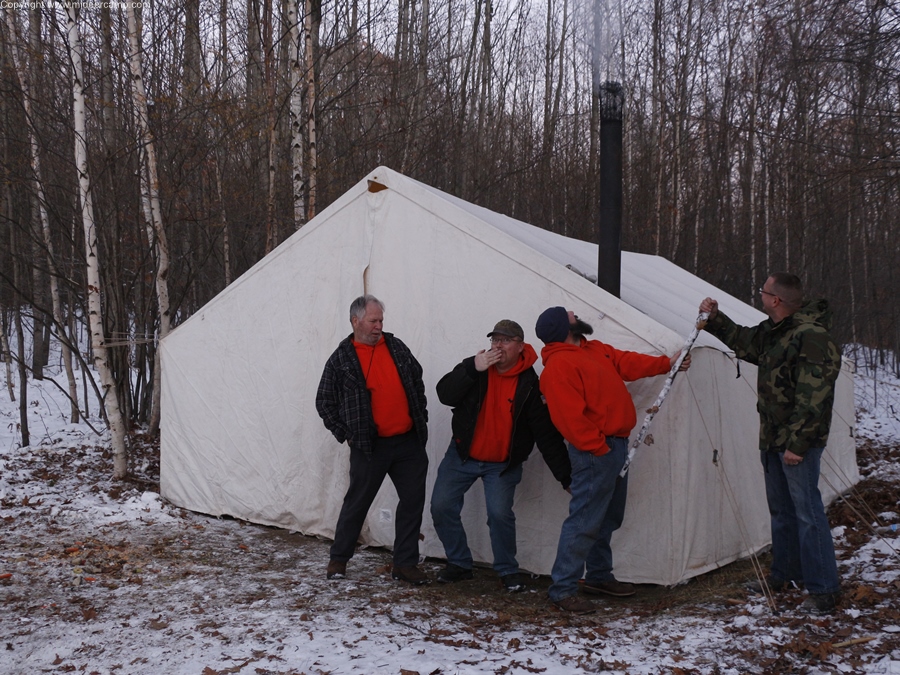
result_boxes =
[392,565,431,586]
[800,592,839,615]
[745,575,796,594]
[437,564,474,584]
[501,573,526,593]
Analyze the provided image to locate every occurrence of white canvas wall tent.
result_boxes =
[160,166,859,586]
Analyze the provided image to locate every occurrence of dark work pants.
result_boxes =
[330,431,429,568]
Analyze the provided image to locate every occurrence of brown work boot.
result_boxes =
[553,595,596,614]
[391,565,431,586]
[580,578,635,597]
[326,560,347,579]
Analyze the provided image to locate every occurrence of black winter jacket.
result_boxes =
[316,332,428,455]
[435,356,571,489]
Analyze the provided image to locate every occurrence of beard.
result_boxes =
[571,318,594,338]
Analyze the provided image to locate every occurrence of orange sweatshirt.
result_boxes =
[539,338,670,455]
[353,338,413,437]
[468,343,539,462]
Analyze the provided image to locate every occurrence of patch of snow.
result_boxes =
[1,360,899,674]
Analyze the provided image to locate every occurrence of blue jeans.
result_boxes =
[430,440,524,576]
[762,448,840,594]
[549,437,629,602]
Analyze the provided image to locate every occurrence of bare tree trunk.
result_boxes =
[14,299,29,447]
[214,0,234,274]
[304,0,319,220]
[214,155,232,285]
[9,208,29,445]
[126,4,172,437]
[263,0,278,252]
[184,0,202,98]
[745,56,760,301]
[588,0,602,211]
[1,311,14,403]
[1,96,14,404]
[5,10,80,420]
[471,0,493,195]
[288,0,307,229]
[651,0,664,256]
[541,0,567,173]
[401,0,429,173]
[456,0,483,195]
[218,0,230,85]
[26,9,46,381]
[99,7,117,156]
[65,4,128,478]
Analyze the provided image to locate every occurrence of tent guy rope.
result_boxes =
[621,311,709,477]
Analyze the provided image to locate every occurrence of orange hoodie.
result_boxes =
[468,343,539,462]
[539,338,670,455]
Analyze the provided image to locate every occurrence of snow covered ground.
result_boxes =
[1,355,899,675]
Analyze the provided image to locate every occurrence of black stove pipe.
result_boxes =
[598,81,624,298]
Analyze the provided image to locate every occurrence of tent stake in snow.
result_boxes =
[621,312,709,477]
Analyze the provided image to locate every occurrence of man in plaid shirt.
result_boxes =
[316,295,430,585]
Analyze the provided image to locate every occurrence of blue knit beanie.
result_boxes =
[535,306,570,344]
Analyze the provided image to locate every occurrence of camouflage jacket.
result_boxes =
[704,300,841,456]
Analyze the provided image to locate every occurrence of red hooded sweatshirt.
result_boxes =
[539,338,670,456]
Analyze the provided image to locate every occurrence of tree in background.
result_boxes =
[0,0,897,475]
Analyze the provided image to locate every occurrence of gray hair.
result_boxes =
[349,295,385,321]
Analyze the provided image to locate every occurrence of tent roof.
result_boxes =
[385,169,767,350]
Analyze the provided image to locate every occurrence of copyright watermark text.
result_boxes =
[0,1,144,8]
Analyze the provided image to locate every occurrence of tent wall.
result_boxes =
[161,166,858,586]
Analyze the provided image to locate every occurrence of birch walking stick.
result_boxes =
[620,311,710,477]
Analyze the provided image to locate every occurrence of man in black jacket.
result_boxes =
[431,320,571,592]
[316,295,430,585]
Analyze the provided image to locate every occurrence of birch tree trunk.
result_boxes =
[288,0,307,229]
[126,3,172,436]
[304,0,319,220]
[26,9,48,381]
[9,184,29,444]
[64,4,128,477]
[1,311,14,403]
[14,298,29,447]
[1,103,14,404]
[214,155,232,285]
[5,10,80,421]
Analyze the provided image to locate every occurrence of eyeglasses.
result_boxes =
[490,336,520,345]
[758,287,778,299]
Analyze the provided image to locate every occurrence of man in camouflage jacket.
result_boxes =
[700,272,842,615]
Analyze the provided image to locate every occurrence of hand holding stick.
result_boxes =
[620,312,709,477]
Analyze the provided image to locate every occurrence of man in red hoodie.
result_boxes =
[535,306,689,614]
[431,320,571,592]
